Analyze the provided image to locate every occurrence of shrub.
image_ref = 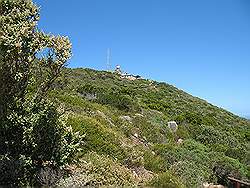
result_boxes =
[149,171,185,188]
[208,143,228,153]
[0,101,83,186]
[225,147,247,163]
[176,125,190,139]
[144,151,166,172]
[68,115,126,161]
[58,152,136,187]
[175,112,203,126]
[0,0,83,186]
[171,160,212,188]
[153,144,178,168]
[97,91,139,112]
[212,156,248,185]
[0,155,31,186]
[132,116,168,144]
[188,124,239,148]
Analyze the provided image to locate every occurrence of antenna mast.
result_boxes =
[106,48,111,71]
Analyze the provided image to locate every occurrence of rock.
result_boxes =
[134,133,139,138]
[135,113,144,117]
[167,121,178,132]
[85,93,97,100]
[177,138,183,145]
[203,182,225,188]
[130,166,154,183]
[120,116,132,122]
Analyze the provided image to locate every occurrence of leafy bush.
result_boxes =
[149,171,185,188]
[97,91,139,112]
[58,152,136,187]
[0,101,83,186]
[225,147,247,163]
[171,160,212,188]
[188,124,239,147]
[0,155,32,186]
[132,116,168,144]
[212,156,248,185]
[144,150,166,172]
[153,144,179,168]
[68,115,126,161]
[0,0,83,186]
[176,125,190,139]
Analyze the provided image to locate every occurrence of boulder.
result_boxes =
[120,116,132,122]
[167,121,178,132]
[177,138,183,145]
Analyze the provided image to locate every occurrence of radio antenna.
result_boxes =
[106,48,111,71]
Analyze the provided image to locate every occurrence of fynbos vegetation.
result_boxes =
[52,68,249,187]
[0,0,83,186]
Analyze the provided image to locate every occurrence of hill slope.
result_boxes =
[51,68,250,187]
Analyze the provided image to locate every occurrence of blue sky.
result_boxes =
[34,0,250,118]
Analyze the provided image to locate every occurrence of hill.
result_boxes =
[50,68,250,187]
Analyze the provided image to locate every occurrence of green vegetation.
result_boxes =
[1,0,250,187]
[0,0,82,186]
[47,68,249,187]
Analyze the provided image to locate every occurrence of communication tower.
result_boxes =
[106,48,111,71]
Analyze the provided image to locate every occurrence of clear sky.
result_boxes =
[34,0,250,118]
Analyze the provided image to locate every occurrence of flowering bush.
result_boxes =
[0,0,83,186]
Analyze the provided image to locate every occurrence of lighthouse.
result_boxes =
[115,65,122,75]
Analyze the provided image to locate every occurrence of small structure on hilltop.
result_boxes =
[114,65,142,81]
[115,65,122,75]
[106,49,141,80]
[121,73,141,81]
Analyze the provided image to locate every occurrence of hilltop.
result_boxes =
[49,68,250,187]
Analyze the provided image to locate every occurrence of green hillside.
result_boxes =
[50,68,250,187]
